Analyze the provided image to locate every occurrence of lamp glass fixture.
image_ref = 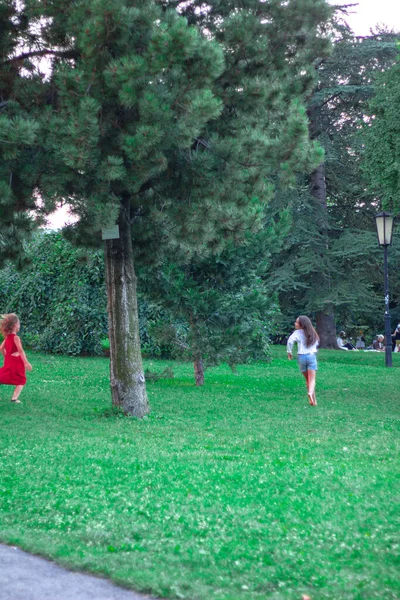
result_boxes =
[375,211,394,246]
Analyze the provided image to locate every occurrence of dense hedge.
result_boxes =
[0,232,167,356]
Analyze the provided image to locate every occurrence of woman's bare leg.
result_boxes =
[11,385,24,402]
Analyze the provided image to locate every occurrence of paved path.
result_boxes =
[0,544,156,600]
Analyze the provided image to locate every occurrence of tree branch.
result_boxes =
[0,49,78,67]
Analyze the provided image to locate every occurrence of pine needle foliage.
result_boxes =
[0,1,44,266]
[144,0,332,263]
[362,46,400,211]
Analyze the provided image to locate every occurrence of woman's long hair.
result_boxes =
[298,315,319,348]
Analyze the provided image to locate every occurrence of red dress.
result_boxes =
[0,334,27,385]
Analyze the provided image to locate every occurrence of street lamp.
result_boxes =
[375,211,394,367]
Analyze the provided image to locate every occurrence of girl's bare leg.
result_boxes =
[302,371,314,405]
[308,370,317,405]
[11,385,24,402]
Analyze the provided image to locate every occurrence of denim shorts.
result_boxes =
[298,353,318,373]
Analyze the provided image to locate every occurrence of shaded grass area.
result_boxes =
[0,347,399,599]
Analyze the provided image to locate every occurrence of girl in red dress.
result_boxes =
[0,313,32,403]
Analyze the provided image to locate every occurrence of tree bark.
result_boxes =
[194,358,204,386]
[310,162,327,211]
[316,308,339,349]
[310,162,338,348]
[104,200,149,417]
[308,105,338,348]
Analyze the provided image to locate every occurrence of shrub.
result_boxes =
[0,232,108,354]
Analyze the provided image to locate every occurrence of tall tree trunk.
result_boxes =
[308,105,338,348]
[104,201,149,417]
[310,162,327,212]
[194,358,204,386]
[316,307,338,349]
[310,164,338,347]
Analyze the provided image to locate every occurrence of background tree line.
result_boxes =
[267,21,400,344]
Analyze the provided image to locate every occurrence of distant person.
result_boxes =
[287,315,319,406]
[392,324,400,352]
[356,332,366,350]
[337,331,357,351]
[0,313,32,403]
[372,335,385,351]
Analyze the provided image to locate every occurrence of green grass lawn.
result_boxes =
[0,346,399,600]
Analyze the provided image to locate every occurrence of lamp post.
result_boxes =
[375,211,394,367]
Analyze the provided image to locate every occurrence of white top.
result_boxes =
[287,329,318,355]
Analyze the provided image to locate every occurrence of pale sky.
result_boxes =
[46,204,73,228]
[46,0,400,228]
[334,0,400,35]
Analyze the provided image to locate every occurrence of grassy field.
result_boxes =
[0,346,399,600]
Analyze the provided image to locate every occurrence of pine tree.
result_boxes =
[1,0,224,416]
[147,0,332,262]
[1,0,332,413]
[0,1,44,266]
